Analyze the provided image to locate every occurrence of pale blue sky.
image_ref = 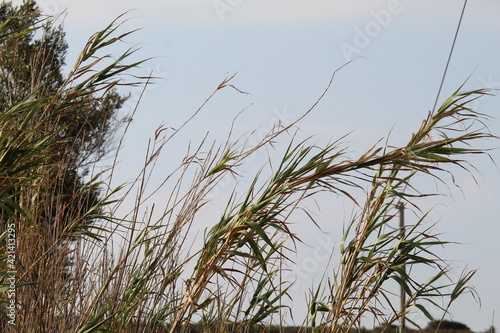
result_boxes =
[14,0,500,330]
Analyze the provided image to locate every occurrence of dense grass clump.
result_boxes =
[0,3,496,333]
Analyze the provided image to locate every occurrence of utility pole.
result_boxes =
[397,201,406,333]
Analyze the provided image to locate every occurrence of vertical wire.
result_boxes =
[431,0,468,113]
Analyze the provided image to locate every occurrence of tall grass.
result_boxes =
[0,9,496,333]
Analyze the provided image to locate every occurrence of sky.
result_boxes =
[10,0,500,331]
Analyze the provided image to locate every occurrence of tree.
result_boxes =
[0,2,142,331]
[0,0,127,226]
[427,320,471,331]
[0,0,127,292]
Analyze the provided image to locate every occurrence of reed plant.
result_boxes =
[0,5,496,333]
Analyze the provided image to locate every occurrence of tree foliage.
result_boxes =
[427,320,471,331]
[0,0,127,229]
[0,2,142,331]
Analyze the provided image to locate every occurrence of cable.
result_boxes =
[431,0,468,113]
